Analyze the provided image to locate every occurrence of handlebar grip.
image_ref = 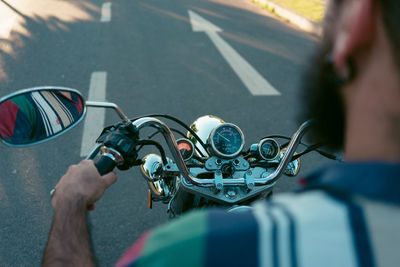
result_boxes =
[95,154,117,175]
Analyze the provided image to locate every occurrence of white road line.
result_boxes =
[188,10,280,96]
[80,72,107,157]
[101,2,111,22]
[0,2,18,39]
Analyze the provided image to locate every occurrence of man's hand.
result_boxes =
[52,160,118,210]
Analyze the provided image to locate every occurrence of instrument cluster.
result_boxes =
[180,119,281,165]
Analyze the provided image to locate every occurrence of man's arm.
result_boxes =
[42,196,94,266]
[42,160,117,267]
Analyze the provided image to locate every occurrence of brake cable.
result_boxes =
[262,135,341,161]
[130,114,207,157]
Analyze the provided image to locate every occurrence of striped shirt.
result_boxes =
[0,91,83,144]
[115,162,400,267]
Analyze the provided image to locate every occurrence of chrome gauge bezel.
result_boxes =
[258,138,280,160]
[208,123,245,159]
[176,138,195,161]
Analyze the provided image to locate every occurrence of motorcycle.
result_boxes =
[0,87,338,216]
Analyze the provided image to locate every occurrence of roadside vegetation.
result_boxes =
[255,0,326,23]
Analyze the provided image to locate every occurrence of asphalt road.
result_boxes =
[0,0,331,265]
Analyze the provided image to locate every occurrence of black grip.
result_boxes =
[95,155,116,175]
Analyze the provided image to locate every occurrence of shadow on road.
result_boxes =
[0,1,102,265]
[1,0,29,19]
[0,0,100,89]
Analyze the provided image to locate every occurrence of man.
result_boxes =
[42,0,400,266]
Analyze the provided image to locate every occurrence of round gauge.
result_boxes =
[208,123,244,158]
[258,138,280,160]
[176,138,195,161]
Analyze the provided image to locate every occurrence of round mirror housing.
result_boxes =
[0,87,86,146]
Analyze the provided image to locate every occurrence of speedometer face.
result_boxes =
[209,123,244,158]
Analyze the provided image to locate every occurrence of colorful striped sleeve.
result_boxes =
[114,208,259,267]
[0,100,19,138]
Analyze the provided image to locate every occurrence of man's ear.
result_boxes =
[333,0,376,70]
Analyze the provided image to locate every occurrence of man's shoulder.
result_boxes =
[115,190,344,267]
[115,200,265,267]
[267,190,400,267]
[116,190,400,267]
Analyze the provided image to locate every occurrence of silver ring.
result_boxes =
[50,188,56,198]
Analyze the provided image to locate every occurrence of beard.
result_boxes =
[298,39,346,151]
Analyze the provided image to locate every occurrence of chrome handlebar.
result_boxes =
[132,118,313,188]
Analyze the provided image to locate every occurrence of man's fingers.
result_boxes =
[102,172,118,188]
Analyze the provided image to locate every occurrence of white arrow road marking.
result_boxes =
[101,2,111,22]
[188,10,280,96]
[80,72,107,157]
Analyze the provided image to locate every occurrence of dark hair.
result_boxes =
[380,0,400,68]
[298,0,400,151]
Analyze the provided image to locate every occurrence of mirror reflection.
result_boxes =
[0,89,84,146]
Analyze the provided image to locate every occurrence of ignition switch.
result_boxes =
[221,163,235,176]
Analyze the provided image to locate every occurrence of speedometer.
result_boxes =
[258,138,280,160]
[208,123,244,158]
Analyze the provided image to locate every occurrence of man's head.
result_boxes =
[300,0,400,161]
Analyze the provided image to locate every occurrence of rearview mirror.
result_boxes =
[0,87,86,146]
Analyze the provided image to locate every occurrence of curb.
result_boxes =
[253,0,322,36]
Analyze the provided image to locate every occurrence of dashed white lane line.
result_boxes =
[80,71,107,157]
[101,2,111,22]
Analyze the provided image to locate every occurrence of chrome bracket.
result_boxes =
[205,156,250,171]
[245,170,255,190]
[163,163,180,175]
[214,170,223,191]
